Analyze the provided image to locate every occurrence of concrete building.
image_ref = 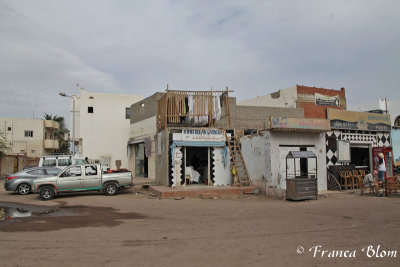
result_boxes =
[239,84,347,118]
[0,117,59,176]
[240,117,330,198]
[71,88,143,170]
[130,88,309,197]
[0,117,59,157]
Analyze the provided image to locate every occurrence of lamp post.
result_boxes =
[59,92,76,155]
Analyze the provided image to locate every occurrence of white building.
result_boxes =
[71,88,143,170]
[0,117,59,157]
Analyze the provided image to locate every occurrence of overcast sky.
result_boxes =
[1,0,399,123]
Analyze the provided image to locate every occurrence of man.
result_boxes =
[378,153,386,182]
[363,170,381,196]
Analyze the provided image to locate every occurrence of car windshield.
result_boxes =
[74,159,87,165]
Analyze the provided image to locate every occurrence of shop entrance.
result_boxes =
[135,143,148,178]
[350,144,370,170]
[185,146,209,185]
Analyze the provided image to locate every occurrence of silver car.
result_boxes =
[4,167,62,195]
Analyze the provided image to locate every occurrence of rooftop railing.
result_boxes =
[157,85,232,131]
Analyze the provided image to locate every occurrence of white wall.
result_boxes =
[241,131,327,198]
[129,116,157,139]
[238,86,297,108]
[212,147,231,186]
[0,118,45,157]
[72,89,143,169]
[268,131,327,193]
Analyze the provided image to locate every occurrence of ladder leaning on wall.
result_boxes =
[224,131,251,187]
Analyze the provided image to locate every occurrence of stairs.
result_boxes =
[225,132,251,187]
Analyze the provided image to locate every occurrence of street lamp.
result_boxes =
[59,92,77,155]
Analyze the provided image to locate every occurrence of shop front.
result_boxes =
[240,116,330,198]
[326,109,392,174]
[128,137,153,178]
[169,128,231,187]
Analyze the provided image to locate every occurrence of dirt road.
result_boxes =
[0,183,399,266]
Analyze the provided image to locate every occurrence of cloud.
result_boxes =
[0,0,399,122]
[0,1,122,119]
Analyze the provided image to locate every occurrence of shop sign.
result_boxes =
[315,93,340,106]
[337,140,351,162]
[182,128,225,142]
[270,116,331,130]
[328,109,391,131]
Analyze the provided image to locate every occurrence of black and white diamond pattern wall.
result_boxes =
[325,130,391,168]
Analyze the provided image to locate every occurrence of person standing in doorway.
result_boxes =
[378,153,386,182]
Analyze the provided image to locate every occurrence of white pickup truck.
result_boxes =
[32,164,133,200]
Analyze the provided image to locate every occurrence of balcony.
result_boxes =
[44,139,59,149]
[157,87,232,131]
[44,120,60,130]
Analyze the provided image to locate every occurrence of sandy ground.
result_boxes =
[0,181,399,267]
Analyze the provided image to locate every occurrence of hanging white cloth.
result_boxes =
[213,96,221,121]
[186,95,194,123]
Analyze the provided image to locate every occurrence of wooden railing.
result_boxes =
[157,86,232,131]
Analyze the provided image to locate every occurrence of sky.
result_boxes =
[1,0,399,124]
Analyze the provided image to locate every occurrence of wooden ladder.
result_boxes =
[225,131,251,187]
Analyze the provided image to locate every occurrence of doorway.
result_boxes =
[350,144,370,169]
[185,147,209,185]
[135,143,148,178]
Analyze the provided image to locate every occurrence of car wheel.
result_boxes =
[17,183,31,195]
[39,186,55,200]
[104,183,118,196]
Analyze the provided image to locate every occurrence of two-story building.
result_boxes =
[70,88,143,170]
[0,117,59,176]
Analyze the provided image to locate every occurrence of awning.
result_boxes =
[286,151,317,159]
[127,136,152,145]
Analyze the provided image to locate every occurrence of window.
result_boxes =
[85,166,98,176]
[88,106,94,113]
[61,166,82,177]
[24,130,33,137]
[7,127,11,131]
[73,159,87,165]
[125,107,131,119]
[43,159,56,167]
[28,169,46,175]
[58,158,72,166]
[46,169,62,175]
[244,129,257,135]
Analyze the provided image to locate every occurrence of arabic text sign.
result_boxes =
[182,129,225,142]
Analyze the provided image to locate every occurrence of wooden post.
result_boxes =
[165,84,169,130]
[210,87,213,128]
[226,86,231,127]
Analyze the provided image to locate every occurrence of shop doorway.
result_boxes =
[350,144,370,170]
[185,147,209,185]
[135,143,148,178]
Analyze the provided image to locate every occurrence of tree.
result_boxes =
[44,113,70,154]
[0,137,11,158]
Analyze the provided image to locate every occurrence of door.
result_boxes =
[57,166,83,191]
[135,143,148,177]
[83,165,101,189]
